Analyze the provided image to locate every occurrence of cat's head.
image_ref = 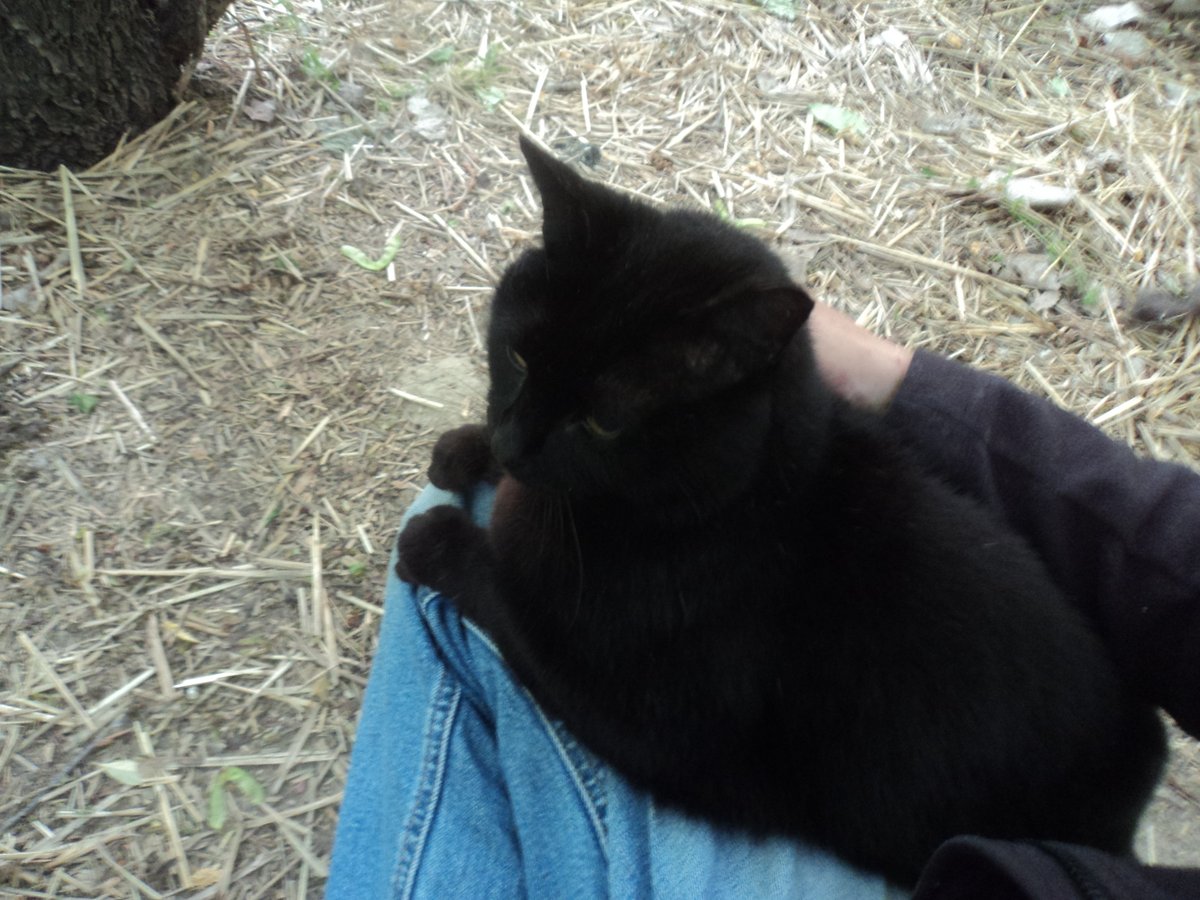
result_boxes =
[486,136,818,519]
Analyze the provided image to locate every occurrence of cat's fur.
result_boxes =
[396,136,1166,885]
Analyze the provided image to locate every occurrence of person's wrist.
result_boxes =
[808,303,913,411]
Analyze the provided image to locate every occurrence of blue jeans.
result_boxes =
[327,484,897,899]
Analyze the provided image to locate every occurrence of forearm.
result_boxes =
[886,351,1200,736]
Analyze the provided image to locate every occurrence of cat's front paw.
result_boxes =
[429,424,499,494]
[395,505,490,600]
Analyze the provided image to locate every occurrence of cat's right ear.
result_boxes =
[519,135,605,256]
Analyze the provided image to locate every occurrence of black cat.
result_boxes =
[396,136,1165,885]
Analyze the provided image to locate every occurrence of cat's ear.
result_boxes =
[760,283,815,332]
[724,282,814,363]
[519,134,618,256]
[691,281,814,386]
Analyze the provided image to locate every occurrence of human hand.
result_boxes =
[808,303,913,411]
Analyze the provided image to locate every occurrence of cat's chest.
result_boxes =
[489,475,797,595]
[490,475,525,533]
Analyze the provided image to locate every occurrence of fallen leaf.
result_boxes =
[1030,289,1061,312]
[338,83,366,107]
[757,0,797,21]
[1082,1,1146,30]
[1001,253,1062,291]
[919,115,966,135]
[208,766,266,831]
[476,86,505,110]
[67,392,99,415]
[1002,176,1077,211]
[98,759,149,786]
[341,232,404,272]
[408,96,449,142]
[1102,30,1152,62]
[809,104,868,136]
[648,150,673,171]
[243,99,277,123]
[189,868,221,889]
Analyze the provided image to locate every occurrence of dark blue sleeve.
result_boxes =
[913,836,1200,900]
[885,351,1200,738]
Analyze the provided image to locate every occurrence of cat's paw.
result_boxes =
[429,424,499,494]
[395,505,489,597]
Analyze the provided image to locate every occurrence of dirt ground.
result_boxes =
[2,0,1198,896]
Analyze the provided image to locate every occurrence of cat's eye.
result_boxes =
[582,415,621,440]
[507,346,528,372]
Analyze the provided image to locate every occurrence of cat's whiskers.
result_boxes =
[528,489,583,623]
[563,495,585,627]
[670,468,706,524]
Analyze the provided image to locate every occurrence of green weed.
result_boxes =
[300,47,339,88]
[455,45,507,108]
[1003,198,1100,306]
[68,392,99,414]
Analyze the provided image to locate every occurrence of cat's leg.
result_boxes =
[428,425,500,495]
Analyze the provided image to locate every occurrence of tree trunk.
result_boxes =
[0,0,233,171]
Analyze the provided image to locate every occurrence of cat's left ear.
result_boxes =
[679,281,814,388]
[779,283,816,327]
[721,281,814,358]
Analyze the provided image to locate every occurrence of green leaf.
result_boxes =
[429,45,454,65]
[476,86,505,110]
[710,198,767,230]
[222,767,265,803]
[207,767,266,830]
[809,104,867,136]
[757,0,797,21]
[68,392,99,414]
[207,782,228,831]
[98,759,146,786]
[1049,76,1071,98]
[300,48,339,88]
[340,232,404,271]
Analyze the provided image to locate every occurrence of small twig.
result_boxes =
[525,66,550,129]
[831,234,1026,296]
[432,213,499,283]
[18,632,96,731]
[289,414,331,463]
[132,311,210,390]
[387,387,444,409]
[107,378,157,440]
[145,614,179,701]
[57,166,86,300]
[135,722,193,889]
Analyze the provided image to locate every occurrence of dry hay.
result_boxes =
[1,0,1198,895]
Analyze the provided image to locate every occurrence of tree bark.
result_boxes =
[0,0,233,171]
